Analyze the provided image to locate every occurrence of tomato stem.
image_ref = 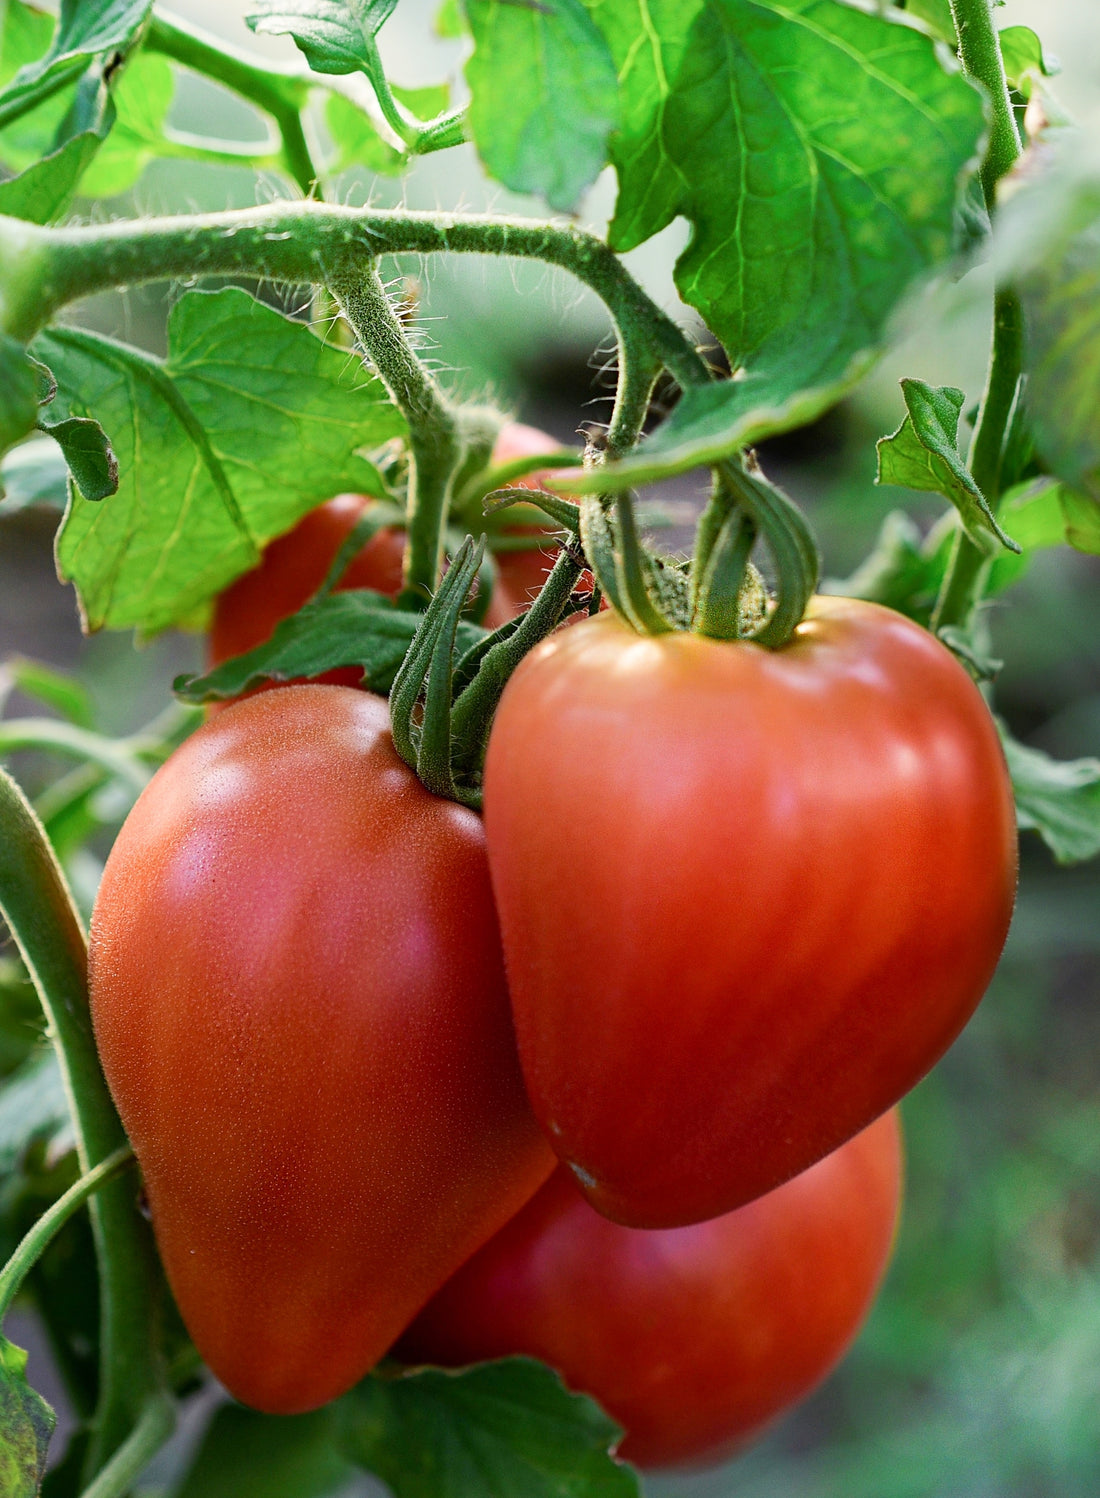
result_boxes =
[330,266,462,603]
[0,770,169,1484]
[934,3,1024,633]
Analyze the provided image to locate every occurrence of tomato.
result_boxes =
[483,597,1016,1228]
[208,493,406,687]
[398,1111,901,1468]
[88,686,555,1414]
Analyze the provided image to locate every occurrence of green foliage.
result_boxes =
[0,1334,54,1496]
[0,0,152,131]
[1000,729,1100,867]
[999,25,1058,98]
[0,439,67,516]
[876,381,1019,554]
[325,91,403,174]
[339,1360,638,1498]
[464,0,618,213]
[592,0,985,433]
[44,288,405,633]
[246,0,399,76]
[175,591,487,703]
[0,1052,71,1177]
[0,338,38,461]
[176,1405,355,1498]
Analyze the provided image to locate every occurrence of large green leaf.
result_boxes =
[464,0,618,212]
[340,1359,638,1498]
[584,0,985,448]
[0,1051,72,1176]
[75,51,174,198]
[0,0,152,132]
[0,336,39,463]
[45,288,406,633]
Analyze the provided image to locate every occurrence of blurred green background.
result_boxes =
[1,1,1098,1494]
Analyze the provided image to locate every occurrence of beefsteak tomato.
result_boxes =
[89,685,555,1413]
[483,597,1016,1228]
[398,1110,902,1468]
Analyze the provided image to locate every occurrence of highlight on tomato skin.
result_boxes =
[396,1110,903,1469]
[87,685,556,1415]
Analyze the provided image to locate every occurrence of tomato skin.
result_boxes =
[89,686,555,1414]
[398,1111,901,1468]
[483,597,1017,1228]
[209,494,406,688]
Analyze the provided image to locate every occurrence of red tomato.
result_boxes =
[398,1110,901,1469]
[89,686,555,1414]
[483,598,1016,1228]
[208,494,405,687]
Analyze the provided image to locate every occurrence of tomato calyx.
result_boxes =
[389,534,591,808]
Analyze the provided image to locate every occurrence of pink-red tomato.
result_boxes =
[483,598,1016,1228]
[397,1111,902,1469]
[89,686,555,1414]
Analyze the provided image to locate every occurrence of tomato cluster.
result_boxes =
[88,425,1017,1464]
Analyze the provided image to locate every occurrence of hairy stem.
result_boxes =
[0,771,165,1482]
[934,3,1024,632]
[329,266,460,602]
[0,204,708,395]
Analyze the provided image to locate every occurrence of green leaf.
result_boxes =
[325,91,404,175]
[0,0,152,132]
[246,0,399,75]
[464,0,618,212]
[0,126,106,224]
[0,336,39,463]
[43,288,405,633]
[174,591,486,702]
[999,25,1058,99]
[0,1335,54,1496]
[876,380,1019,553]
[1058,485,1100,555]
[590,0,985,442]
[0,439,68,516]
[36,417,118,503]
[76,51,175,199]
[435,0,465,39]
[897,0,955,44]
[4,661,95,728]
[339,1359,639,1498]
[176,1404,355,1498]
[393,82,450,123]
[0,1051,72,1180]
[1000,727,1100,866]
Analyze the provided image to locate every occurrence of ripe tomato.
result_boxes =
[208,493,406,687]
[89,686,555,1414]
[398,1111,901,1468]
[483,598,1016,1228]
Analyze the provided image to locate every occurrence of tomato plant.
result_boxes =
[483,599,1016,1226]
[88,685,554,1414]
[398,1110,902,1467]
[0,1,1097,1496]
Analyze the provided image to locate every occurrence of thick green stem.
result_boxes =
[0,1147,134,1321]
[0,771,165,1482]
[934,3,1024,632]
[0,205,707,394]
[329,266,460,602]
[948,0,1022,212]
